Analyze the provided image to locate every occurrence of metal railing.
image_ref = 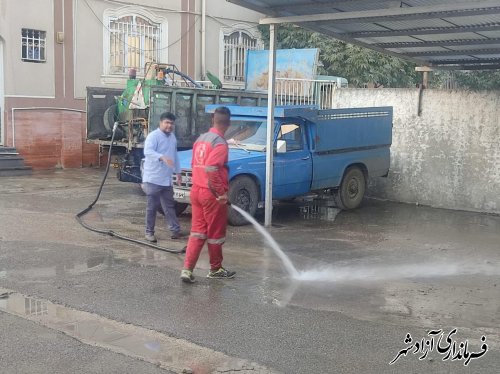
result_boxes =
[109,16,161,75]
[153,77,342,109]
[275,78,340,109]
[223,31,262,82]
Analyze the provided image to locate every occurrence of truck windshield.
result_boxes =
[225,120,269,152]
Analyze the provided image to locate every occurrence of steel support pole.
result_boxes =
[264,24,277,227]
[201,0,206,80]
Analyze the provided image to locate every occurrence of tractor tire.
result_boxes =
[103,104,125,139]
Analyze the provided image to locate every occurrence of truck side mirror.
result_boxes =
[276,139,287,154]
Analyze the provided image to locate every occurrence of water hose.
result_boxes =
[75,123,185,254]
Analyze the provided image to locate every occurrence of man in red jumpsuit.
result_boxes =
[181,106,235,283]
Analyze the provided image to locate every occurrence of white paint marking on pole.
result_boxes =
[265,24,277,227]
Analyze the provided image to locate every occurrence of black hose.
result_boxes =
[164,68,202,88]
[76,123,185,254]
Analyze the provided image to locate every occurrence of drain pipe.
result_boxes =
[201,0,206,80]
[11,107,86,147]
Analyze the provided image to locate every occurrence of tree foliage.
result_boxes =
[259,24,500,90]
[258,24,418,88]
[432,70,500,90]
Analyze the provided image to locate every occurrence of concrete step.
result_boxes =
[0,147,32,176]
[0,147,18,154]
[0,156,27,168]
[0,152,20,156]
[0,166,33,177]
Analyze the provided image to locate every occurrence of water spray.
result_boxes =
[230,204,299,278]
[230,203,500,283]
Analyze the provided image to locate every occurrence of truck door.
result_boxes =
[273,122,312,199]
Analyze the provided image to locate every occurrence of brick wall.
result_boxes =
[12,110,98,169]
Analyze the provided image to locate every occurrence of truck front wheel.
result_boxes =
[156,202,188,217]
[228,176,259,226]
[334,166,366,210]
[175,202,188,216]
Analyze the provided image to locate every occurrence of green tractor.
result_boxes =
[104,63,202,145]
[102,63,202,183]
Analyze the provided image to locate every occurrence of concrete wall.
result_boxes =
[0,0,55,97]
[1,0,96,168]
[333,89,500,215]
[73,0,183,98]
[73,0,263,97]
[1,0,262,168]
[0,36,4,145]
[203,0,263,88]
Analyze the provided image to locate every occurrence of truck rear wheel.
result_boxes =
[228,176,259,226]
[334,166,366,210]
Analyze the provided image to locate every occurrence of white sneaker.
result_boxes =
[145,234,157,243]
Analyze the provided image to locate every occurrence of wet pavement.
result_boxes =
[0,288,270,373]
[1,168,499,373]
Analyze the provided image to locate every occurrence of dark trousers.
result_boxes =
[143,182,180,235]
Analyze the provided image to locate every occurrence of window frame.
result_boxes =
[277,123,304,152]
[103,6,168,77]
[219,23,262,87]
[21,28,46,63]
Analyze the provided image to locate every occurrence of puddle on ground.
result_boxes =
[0,288,275,374]
[253,273,500,350]
[299,204,340,221]
[0,249,188,282]
[275,196,341,222]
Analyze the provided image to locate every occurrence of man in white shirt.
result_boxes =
[142,112,184,242]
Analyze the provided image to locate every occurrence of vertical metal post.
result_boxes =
[422,71,429,88]
[201,0,206,80]
[264,24,277,227]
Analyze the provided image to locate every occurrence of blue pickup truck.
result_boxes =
[173,105,393,225]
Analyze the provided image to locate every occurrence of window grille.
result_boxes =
[22,29,46,62]
[223,31,260,82]
[108,15,161,75]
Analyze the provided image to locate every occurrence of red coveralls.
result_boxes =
[183,128,229,271]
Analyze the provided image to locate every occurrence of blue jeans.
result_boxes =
[143,182,180,235]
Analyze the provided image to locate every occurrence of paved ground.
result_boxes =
[0,168,499,373]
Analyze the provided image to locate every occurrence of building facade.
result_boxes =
[0,0,263,168]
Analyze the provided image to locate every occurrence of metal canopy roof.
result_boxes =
[227,0,500,70]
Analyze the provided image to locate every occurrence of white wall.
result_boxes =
[204,0,262,88]
[0,0,264,99]
[0,0,55,98]
[73,0,183,98]
[73,0,263,97]
[0,37,4,144]
[333,88,500,214]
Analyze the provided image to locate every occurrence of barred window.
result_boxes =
[22,28,46,62]
[109,15,161,75]
[223,31,261,82]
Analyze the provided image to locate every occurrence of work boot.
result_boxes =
[180,269,195,283]
[171,231,187,240]
[145,233,157,243]
[207,268,236,279]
